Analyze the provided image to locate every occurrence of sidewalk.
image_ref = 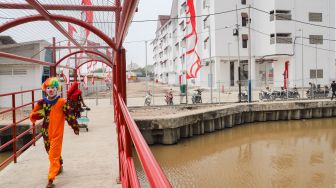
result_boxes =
[0,99,121,188]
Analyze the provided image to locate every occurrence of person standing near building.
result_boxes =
[29,77,79,188]
[331,81,336,100]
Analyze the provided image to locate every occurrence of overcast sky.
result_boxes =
[124,0,172,68]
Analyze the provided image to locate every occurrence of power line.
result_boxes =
[251,7,336,30]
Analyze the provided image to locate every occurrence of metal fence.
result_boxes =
[129,79,335,107]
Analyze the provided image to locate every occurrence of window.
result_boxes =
[180,2,186,15]
[241,0,246,5]
[310,69,323,78]
[241,12,248,27]
[242,34,248,48]
[309,35,323,44]
[179,20,185,31]
[13,68,27,75]
[0,67,12,76]
[204,37,209,50]
[203,0,209,9]
[270,10,291,21]
[309,12,322,22]
[203,15,210,29]
[270,33,292,44]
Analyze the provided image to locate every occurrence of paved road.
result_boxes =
[0,99,121,188]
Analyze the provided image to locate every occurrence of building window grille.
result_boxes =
[310,69,323,78]
[309,35,323,44]
[0,68,12,76]
[309,12,322,22]
[241,12,248,27]
[270,10,291,21]
[180,2,186,15]
[242,34,248,48]
[203,0,209,9]
[204,37,209,50]
[270,33,292,44]
[13,68,27,75]
[203,15,210,29]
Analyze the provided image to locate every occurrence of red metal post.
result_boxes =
[115,49,122,183]
[51,37,57,77]
[12,94,17,163]
[74,54,78,82]
[117,0,140,48]
[120,48,127,104]
[31,90,36,146]
[0,52,53,66]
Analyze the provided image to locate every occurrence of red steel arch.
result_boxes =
[76,59,112,69]
[56,50,113,67]
[0,14,117,51]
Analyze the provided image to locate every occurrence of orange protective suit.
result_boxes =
[30,97,79,181]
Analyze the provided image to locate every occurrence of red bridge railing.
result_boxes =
[0,88,42,168]
[113,85,171,188]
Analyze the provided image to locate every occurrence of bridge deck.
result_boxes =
[0,99,121,188]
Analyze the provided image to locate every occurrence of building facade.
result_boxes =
[0,39,51,107]
[152,0,335,90]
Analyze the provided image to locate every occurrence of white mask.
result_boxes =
[46,86,58,98]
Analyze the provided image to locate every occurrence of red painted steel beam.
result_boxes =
[117,94,172,188]
[25,0,92,59]
[117,0,140,48]
[0,14,117,51]
[0,2,119,11]
[45,46,111,49]
[0,51,53,66]
[55,50,113,66]
[76,59,112,69]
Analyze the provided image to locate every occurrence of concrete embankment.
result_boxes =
[130,100,336,145]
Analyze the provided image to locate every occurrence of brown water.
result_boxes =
[134,119,336,188]
[0,152,12,170]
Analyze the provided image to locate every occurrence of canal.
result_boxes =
[134,118,336,187]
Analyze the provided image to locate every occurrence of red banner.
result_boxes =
[184,0,201,79]
[81,0,93,44]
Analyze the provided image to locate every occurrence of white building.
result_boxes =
[152,0,335,90]
[0,38,51,107]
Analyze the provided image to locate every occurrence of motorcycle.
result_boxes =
[165,90,173,105]
[192,89,203,104]
[239,92,248,102]
[271,87,287,100]
[144,91,152,106]
[306,84,329,98]
[259,87,272,101]
[287,87,300,99]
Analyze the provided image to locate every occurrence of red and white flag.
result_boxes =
[184,0,201,79]
[81,0,93,44]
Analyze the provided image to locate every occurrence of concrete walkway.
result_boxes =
[0,99,121,188]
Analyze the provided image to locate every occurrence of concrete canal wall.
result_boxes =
[131,100,336,145]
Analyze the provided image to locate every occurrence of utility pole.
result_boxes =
[235,5,242,102]
[207,5,213,103]
[247,5,252,103]
[145,41,148,92]
[300,29,304,98]
[315,44,318,85]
